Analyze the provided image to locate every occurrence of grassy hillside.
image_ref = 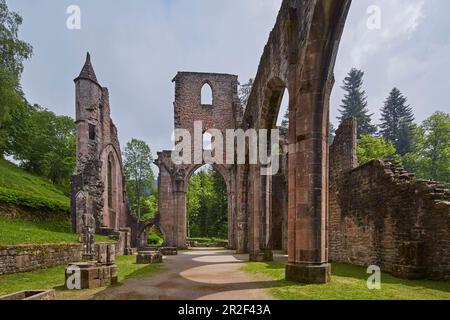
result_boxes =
[0,159,70,212]
[0,218,78,244]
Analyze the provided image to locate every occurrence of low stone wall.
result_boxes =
[0,243,82,275]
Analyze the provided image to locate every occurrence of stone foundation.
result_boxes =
[250,250,274,262]
[136,251,163,264]
[160,247,178,256]
[285,263,331,284]
[65,262,118,290]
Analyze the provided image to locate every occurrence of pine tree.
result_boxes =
[281,108,289,129]
[379,88,415,155]
[338,68,376,137]
[329,122,336,145]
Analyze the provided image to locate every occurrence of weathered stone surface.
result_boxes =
[285,263,331,284]
[329,119,450,280]
[250,249,274,262]
[160,247,178,256]
[65,262,118,290]
[71,53,145,250]
[155,72,241,250]
[0,244,82,275]
[153,0,351,285]
[136,252,163,264]
[0,290,55,301]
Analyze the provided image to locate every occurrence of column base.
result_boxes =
[285,263,331,284]
[249,249,274,262]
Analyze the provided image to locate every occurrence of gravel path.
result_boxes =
[94,248,276,300]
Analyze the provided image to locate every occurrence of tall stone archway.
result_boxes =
[156,0,351,283]
[240,0,351,283]
[156,72,242,249]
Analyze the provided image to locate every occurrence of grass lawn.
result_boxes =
[0,255,163,300]
[0,218,110,245]
[0,159,69,212]
[243,260,450,300]
[187,237,227,245]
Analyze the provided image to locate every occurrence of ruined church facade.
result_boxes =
[71,53,139,252]
[71,0,449,283]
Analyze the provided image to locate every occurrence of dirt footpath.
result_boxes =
[94,248,276,300]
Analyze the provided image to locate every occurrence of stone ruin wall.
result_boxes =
[0,243,82,275]
[71,54,139,250]
[329,119,450,279]
[156,72,242,249]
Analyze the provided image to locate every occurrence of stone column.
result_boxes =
[174,190,187,249]
[285,75,332,284]
[235,166,248,254]
[174,170,188,249]
[248,165,260,259]
[248,165,273,262]
[227,191,236,250]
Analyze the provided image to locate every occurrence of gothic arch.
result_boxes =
[200,81,214,105]
[155,0,351,284]
[100,144,126,230]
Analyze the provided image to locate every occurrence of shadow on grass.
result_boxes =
[332,263,450,293]
[119,263,164,283]
[249,260,450,294]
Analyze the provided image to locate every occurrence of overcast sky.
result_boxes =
[8,0,450,159]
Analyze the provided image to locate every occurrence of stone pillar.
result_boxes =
[175,189,187,249]
[248,166,260,259]
[248,166,273,262]
[235,165,248,254]
[155,152,177,248]
[227,191,236,250]
[285,73,333,284]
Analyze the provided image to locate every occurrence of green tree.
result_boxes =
[281,108,289,129]
[357,135,396,166]
[380,88,415,155]
[338,68,376,137]
[400,113,450,185]
[187,167,228,239]
[0,0,33,156]
[421,112,450,182]
[329,122,336,145]
[6,104,75,193]
[123,139,155,220]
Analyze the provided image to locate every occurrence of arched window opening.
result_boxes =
[201,83,213,105]
[107,155,114,209]
[186,165,228,243]
[203,132,212,151]
[277,88,289,128]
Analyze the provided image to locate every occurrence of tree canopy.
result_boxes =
[187,167,228,239]
[380,88,415,155]
[0,0,33,156]
[123,139,156,220]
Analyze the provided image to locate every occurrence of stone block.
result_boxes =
[285,263,331,284]
[250,249,273,262]
[107,244,116,264]
[96,244,108,265]
[0,290,55,301]
[160,247,178,256]
[65,262,118,290]
[136,252,163,264]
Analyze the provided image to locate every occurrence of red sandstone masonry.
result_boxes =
[329,119,450,280]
